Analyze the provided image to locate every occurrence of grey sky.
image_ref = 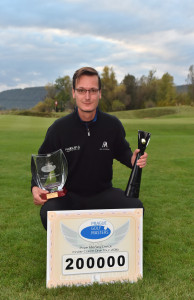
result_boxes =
[0,0,193,91]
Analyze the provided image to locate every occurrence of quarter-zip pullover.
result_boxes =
[31,109,133,196]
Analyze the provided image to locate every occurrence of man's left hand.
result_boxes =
[131,149,148,168]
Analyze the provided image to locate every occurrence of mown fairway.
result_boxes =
[0,107,193,300]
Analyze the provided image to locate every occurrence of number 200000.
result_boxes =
[62,252,128,275]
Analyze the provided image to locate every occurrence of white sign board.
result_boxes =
[46,208,143,288]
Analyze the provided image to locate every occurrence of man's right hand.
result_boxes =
[32,186,48,206]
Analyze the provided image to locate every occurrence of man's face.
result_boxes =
[72,75,101,114]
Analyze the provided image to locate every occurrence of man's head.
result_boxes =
[72,67,101,91]
[72,67,102,120]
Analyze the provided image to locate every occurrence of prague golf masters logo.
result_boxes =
[79,219,113,242]
[61,218,130,250]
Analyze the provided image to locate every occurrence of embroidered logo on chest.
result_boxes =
[99,141,110,151]
[65,145,80,152]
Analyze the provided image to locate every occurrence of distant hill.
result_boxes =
[176,85,188,94]
[0,84,189,110]
[0,87,47,110]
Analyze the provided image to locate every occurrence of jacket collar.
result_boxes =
[75,107,98,124]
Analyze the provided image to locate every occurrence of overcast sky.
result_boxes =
[0,0,194,92]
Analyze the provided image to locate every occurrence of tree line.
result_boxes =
[33,65,194,113]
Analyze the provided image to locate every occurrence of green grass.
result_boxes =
[0,107,193,300]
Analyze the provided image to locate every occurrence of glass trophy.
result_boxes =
[125,130,151,198]
[31,149,68,200]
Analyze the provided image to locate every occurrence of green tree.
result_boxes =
[156,73,176,106]
[45,83,57,99]
[176,92,191,105]
[186,65,194,102]
[33,97,55,112]
[100,66,118,111]
[54,76,73,111]
[112,100,125,111]
[136,70,158,109]
[122,74,137,109]
[113,84,128,109]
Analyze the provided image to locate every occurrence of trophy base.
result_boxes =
[41,187,67,200]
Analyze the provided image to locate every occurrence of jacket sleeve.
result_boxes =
[113,118,133,168]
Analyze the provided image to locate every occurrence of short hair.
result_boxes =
[72,67,101,90]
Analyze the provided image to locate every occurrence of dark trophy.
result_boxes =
[125,130,151,198]
[31,149,68,200]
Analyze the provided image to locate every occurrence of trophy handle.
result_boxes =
[125,130,151,198]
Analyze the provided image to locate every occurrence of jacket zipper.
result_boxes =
[87,127,90,136]
[85,123,91,136]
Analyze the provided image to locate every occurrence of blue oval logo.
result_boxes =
[81,226,111,240]
[79,219,113,242]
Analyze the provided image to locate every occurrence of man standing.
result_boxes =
[32,67,148,230]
